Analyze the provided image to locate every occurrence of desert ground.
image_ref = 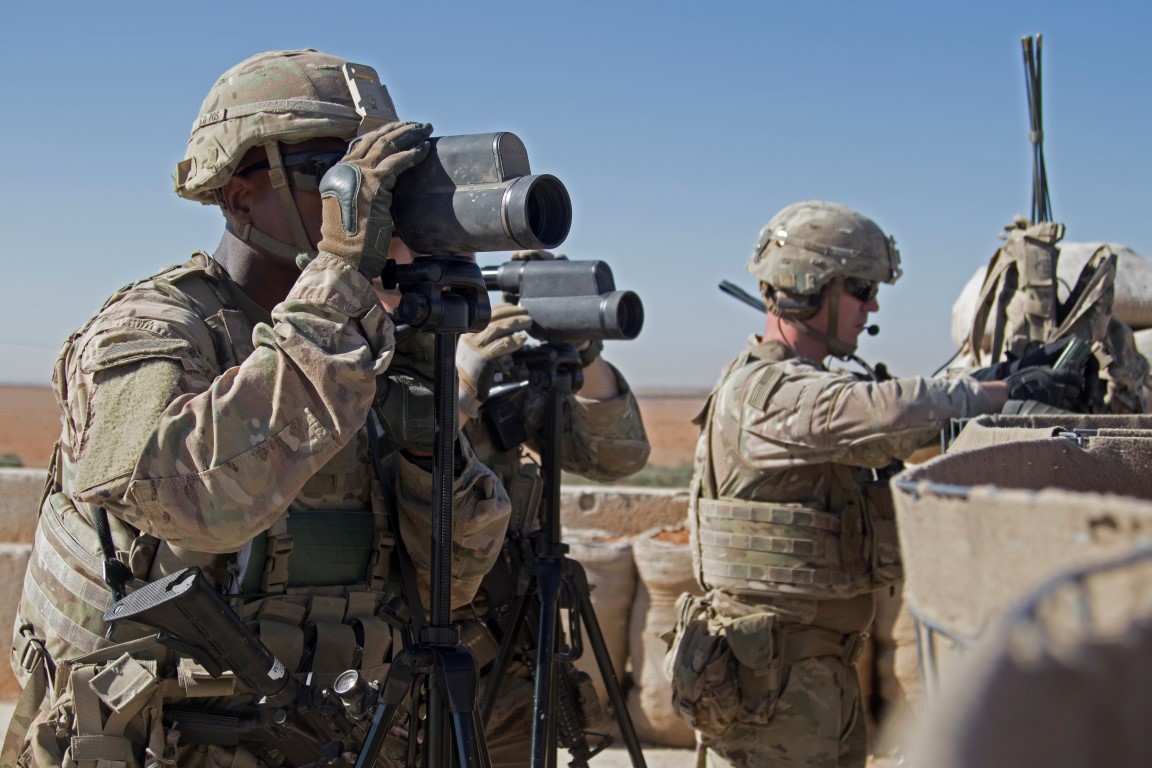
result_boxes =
[0,386,60,468]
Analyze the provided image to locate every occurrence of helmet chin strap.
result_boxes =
[782,278,858,359]
[225,219,308,261]
[225,141,318,265]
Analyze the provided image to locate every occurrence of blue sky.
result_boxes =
[2,1,1148,390]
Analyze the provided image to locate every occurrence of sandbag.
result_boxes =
[871,586,922,732]
[564,528,636,715]
[626,526,702,747]
[893,431,1152,689]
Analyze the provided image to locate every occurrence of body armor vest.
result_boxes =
[689,347,902,602]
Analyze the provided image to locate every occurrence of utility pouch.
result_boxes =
[864,482,903,586]
[24,649,168,768]
[726,611,782,725]
[663,593,739,739]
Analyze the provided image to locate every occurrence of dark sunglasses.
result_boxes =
[843,278,880,303]
[235,150,346,192]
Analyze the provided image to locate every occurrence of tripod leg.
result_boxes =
[355,652,422,768]
[439,646,490,768]
[566,559,649,768]
[531,557,565,768]
[429,682,453,768]
[480,588,533,725]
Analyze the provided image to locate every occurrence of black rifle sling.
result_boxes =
[92,506,133,602]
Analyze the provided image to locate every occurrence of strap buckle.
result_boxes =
[842,631,868,666]
[17,626,47,675]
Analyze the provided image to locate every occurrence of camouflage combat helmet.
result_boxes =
[748,201,902,357]
[175,49,398,258]
[748,200,902,296]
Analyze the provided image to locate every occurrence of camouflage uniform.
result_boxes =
[665,202,998,767]
[389,298,651,767]
[676,338,997,767]
[8,50,510,768]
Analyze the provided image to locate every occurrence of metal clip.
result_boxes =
[343,63,398,135]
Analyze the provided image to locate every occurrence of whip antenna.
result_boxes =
[1022,34,1052,223]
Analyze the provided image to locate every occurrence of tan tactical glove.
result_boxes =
[318,121,433,278]
[457,303,533,419]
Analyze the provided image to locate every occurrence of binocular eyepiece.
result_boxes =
[392,132,572,254]
[483,260,645,342]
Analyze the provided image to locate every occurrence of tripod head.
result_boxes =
[383,254,491,334]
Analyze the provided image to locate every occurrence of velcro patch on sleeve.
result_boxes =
[72,358,183,493]
[748,367,786,411]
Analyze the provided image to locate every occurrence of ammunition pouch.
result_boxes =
[663,593,780,739]
[232,591,398,689]
[21,636,180,768]
[664,593,870,741]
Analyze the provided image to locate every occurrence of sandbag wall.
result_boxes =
[891,414,1152,700]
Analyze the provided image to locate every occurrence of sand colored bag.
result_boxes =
[627,526,703,747]
[893,423,1152,692]
[564,527,637,715]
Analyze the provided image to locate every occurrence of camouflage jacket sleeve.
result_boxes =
[394,434,512,608]
[561,363,650,481]
[66,254,393,553]
[740,359,996,469]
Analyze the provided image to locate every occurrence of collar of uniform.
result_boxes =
[204,255,275,327]
[747,337,795,363]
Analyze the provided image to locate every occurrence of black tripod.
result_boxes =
[358,255,493,768]
[479,343,648,768]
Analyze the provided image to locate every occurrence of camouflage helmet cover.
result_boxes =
[747,200,903,295]
[175,49,398,204]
